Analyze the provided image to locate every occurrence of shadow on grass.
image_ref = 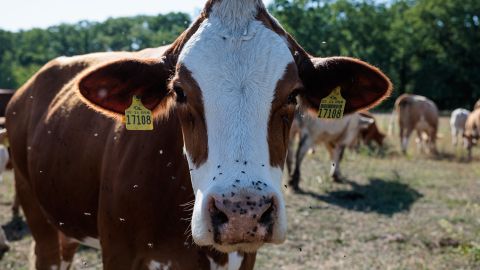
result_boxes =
[297,176,423,216]
[2,216,30,242]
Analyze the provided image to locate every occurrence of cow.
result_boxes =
[6,0,392,269]
[358,112,385,148]
[450,108,470,147]
[287,111,375,189]
[393,94,438,155]
[464,108,480,161]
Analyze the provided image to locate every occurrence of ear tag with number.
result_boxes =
[318,86,346,119]
[124,96,154,131]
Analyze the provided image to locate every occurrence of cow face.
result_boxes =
[170,16,300,252]
[77,0,392,253]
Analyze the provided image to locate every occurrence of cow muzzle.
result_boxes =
[206,188,279,251]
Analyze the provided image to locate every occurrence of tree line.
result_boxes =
[0,0,479,110]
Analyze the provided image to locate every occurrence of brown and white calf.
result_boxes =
[394,94,438,154]
[6,0,391,269]
[287,112,374,188]
[464,108,480,161]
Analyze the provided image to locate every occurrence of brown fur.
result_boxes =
[268,63,302,168]
[172,65,209,166]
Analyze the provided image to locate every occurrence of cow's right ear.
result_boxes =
[78,58,173,116]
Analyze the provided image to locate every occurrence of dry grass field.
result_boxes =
[1,113,479,269]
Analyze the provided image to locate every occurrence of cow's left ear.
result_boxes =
[298,57,392,114]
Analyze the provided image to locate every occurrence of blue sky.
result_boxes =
[0,0,274,31]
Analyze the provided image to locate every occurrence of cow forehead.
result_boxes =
[178,18,294,93]
[177,19,295,163]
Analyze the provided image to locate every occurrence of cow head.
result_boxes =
[77,0,392,253]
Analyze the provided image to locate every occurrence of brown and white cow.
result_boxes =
[6,0,391,269]
[464,108,480,161]
[287,111,375,188]
[394,94,438,155]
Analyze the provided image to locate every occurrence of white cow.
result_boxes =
[287,112,374,189]
[450,108,470,147]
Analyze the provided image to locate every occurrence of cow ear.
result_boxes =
[298,57,392,114]
[78,58,173,116]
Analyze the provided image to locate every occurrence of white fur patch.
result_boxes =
[228,252,244,270]
[178,6,291,248]
[208,252,244,270]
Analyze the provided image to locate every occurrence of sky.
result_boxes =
[0,0,274,31]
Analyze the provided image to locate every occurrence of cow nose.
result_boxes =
[208,193,276,245]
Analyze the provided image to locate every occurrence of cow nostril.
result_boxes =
[210,200,229,229]
[259,201,275,227]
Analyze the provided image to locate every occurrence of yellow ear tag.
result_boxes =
[124,96,154,131]
[318,86,346,119]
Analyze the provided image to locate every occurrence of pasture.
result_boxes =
[1,113,479,269]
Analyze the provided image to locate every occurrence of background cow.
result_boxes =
[358,112,385,148]
[393,94,438,155]
[450,108,470,147]
[6,0,391,269]
[287,111,374,189]
[464,108,480,161]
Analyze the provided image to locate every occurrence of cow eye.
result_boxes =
[173,86,187,103]
[287,89,300,105]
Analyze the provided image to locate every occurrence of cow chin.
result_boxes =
[213,242,264,254]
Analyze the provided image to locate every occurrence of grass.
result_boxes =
[1,114,479,269]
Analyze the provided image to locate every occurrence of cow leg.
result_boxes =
[429,127,438,155]
[451,127,458,146]
[285,137,295,176]
[330,144,345,182]
[415,131,424,154]
[58,233,79,270]
[15,173,61,270]
[466,138,473,162]
[400,127,413,154]
[289,134,312,191]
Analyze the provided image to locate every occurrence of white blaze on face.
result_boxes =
[178,3,293,247]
